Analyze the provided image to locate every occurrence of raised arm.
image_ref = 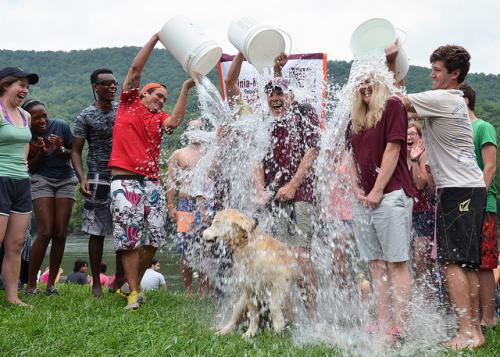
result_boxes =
[164,79,195,129]
[225,52,245,105]
[123,33,160,92]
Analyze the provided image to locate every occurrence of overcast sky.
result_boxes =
[3,0,499,75]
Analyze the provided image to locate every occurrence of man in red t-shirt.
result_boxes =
[108,33,195,310]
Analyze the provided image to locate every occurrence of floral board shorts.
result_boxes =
[481,212,498,270]
[110,176,167,251]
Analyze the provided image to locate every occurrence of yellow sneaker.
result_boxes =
[124,290,140,310]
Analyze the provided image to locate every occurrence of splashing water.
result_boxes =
[167,57,452,355]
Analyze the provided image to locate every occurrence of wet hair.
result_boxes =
[0,75,20,96]
[152,259,160,266]
[458,83,476,111]
[21,99,46,112]
[408,121,422,137]
[430,45,470,84]
[73,259,88,272]
[351,80,391,134]
[100,262,107,274]
[90,68,114,85]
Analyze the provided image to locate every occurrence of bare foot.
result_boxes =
[92,285,103,298]
[7,299,33,308]
[446,335,483,350]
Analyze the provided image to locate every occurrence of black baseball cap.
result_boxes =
[0,67,39,84]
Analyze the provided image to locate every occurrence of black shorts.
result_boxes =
[436,187,486,269]
[0,176,32,216]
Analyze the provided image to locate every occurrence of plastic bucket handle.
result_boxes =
[395,28,407,44]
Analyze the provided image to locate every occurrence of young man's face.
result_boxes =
[93,73,118,102]
[430,60,460,90]
[142,87,168,113]
[152,262,161,271]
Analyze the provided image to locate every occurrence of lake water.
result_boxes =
[40,234,186,292]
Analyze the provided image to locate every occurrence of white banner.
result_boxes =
[217,53,328,126]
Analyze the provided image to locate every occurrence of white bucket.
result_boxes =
[159,15,222,77]
[228,17,291,72]
[350,18,409,81]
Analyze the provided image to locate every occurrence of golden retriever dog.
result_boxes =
[202,209,300,338]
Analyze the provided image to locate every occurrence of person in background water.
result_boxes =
[66,259,90,285]
[140,259,166,291]
[108,32,195,310]
[72,68,125,298]
[459,83,498,329]
[0,67,39,307]
[21,100,76,296]
[406,122,435,289]
[347,74,415,343]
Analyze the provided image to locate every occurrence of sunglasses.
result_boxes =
[95,80,118,86]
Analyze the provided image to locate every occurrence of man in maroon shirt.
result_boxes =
[254,68,321,316]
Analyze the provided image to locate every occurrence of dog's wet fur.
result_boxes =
[202,209,300,338]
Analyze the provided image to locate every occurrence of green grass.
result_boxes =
[0,285,499,356]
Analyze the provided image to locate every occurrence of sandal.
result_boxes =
[45,287,59,296]
[24,287,41,296]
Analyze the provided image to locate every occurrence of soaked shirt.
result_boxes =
[108,88,169,179]
[264,102,320,203]
[74,104,118,176]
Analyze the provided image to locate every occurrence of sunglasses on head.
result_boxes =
[95,80,118,86]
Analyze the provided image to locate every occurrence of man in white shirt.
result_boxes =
[140,260,166,291]
[389,45,486,350]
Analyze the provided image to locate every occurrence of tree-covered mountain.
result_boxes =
[1,47,498,231]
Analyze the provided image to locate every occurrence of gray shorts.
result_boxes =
[352,189,413,262]
[82,200,113,236]
[31,174,77,201]
[271,201,316,249]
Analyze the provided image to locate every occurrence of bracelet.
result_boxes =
[410,156,420,163]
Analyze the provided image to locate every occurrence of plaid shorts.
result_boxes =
[111,176,166,251]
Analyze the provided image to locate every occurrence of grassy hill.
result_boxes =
[1,48,498,231]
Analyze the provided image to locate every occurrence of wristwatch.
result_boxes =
[60,146,66,154]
